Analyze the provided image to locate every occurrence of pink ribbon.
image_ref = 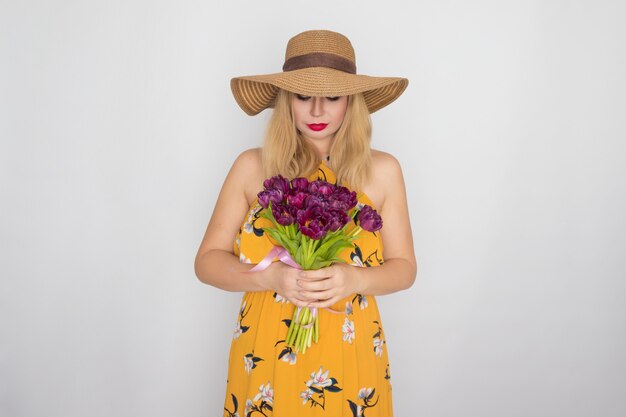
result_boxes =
[248,245,300,272]
[245,246,343,316]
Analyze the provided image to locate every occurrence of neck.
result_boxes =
[300,136,332,162]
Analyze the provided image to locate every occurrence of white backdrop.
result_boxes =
[1,1,625,416]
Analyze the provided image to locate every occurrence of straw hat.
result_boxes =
[230,30,409,115]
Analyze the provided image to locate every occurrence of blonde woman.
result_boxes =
[195,29,417,417]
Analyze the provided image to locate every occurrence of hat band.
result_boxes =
[282,52,357,74]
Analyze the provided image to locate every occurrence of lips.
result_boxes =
[307,123,328,131]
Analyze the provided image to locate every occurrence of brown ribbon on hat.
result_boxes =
[283,52,357,74]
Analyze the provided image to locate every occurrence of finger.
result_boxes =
[298,289,334,301]
[298,268,333,280]
[290,297,311,308]
[307,296,340,309]
[297,278,331,291]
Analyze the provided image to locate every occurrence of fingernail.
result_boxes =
[299,272,306,277]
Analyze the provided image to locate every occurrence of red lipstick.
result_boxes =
[307,123,328,131]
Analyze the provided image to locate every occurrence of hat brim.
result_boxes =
[230,67,408,116]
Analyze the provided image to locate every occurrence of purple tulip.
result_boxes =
[263,175,290,194]
[296,205,322,228]
[326,208,350,232]
[308,180,335,195]
[357,205,383,232]
[257,189,284,209]
[295,208,307,227]
[258,190,270,208]
[291,177,309,191]
[272,203,295,226]
[300,219,326,240]
[287,191,308,209]
[303,194,327,209]
[328,187,358,211]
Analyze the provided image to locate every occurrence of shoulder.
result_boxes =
[232,147,262,172]
[371,149,402,175]
[228,147,263,184]
[369,149,406,212]
[228,147,265,205]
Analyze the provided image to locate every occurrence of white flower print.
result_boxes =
[243,353,263,374]
[345,301,353,315]
[244,399,253,416]
[301,367,342,409]
[242,213,254,235]
[233,301,250,340]
[274,292,288,303]
[233,322,242,340]
[359,295,368,310]
[243,355,253,374]
[300,388,314,404]
[306,366,332,388]
[358,387,374,400]
[253,381,274,405]
[239,252,251,264]
[348,386,379,415]
[350,255,364,267]
[281,351,297,365]
[243,204,262,234]
[373,337,384,357]
[342,318,355,344]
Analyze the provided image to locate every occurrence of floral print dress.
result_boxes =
[223,160,393,417]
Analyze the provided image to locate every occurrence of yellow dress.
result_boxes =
[223,160,393,417]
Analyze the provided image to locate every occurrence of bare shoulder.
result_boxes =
[369,149,415,272]
[366,149,405,211]
[227,147,263,203]
[232,147,262,172]
[371,149,402,174]
[194,147,262,258]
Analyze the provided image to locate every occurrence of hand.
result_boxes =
[263,261,312,308]
[295,263,363,309]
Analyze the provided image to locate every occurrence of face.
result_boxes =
[291,94,349,144]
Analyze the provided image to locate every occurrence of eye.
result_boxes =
[326,96,341,101]
[296,94,311,101]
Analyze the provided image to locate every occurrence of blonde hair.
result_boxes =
[261,89,372,192]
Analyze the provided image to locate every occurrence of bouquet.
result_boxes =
[256,174,382,354]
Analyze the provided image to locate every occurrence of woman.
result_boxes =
[195,29,417,417]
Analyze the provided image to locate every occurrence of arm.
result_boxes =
[194,148,272,292]
[297,153,417,306]
[356,152,417,294]
[193,149,312,305]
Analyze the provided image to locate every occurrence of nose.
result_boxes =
[310,97,324,117]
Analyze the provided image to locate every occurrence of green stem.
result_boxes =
[350,226,363,237]
[292,322,300,349]
[296,324,304,352]
[300,233,308,269]
[294,308,308,351]
[305,238,311,269]
[286,311,296,346]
